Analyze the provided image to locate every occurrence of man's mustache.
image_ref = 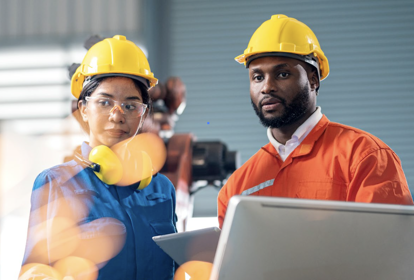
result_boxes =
[259,95,286,107]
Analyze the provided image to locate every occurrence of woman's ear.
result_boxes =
[143,109,150,121]
[78,100,88,122]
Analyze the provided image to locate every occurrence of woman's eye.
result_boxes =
[125,104,136,111]
[98,100,111,106]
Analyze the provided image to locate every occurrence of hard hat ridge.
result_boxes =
[71,35,158,99]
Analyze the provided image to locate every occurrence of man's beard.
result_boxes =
[251,83,310,128]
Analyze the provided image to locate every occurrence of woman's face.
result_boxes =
[79,77,145,148]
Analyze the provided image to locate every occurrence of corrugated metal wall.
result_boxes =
[0,0,146,123]
[168,0,414,191]
[0,0,142,42]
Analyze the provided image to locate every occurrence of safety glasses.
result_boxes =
[85,96,147,118]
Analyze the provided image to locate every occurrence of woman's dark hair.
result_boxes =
[78,76,150,106]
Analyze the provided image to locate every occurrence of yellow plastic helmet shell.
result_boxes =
[71,35,158,99]
[235,14,329,80]
[89,145,123,185]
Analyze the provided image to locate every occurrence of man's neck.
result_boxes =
[270,109,316,144]
[270,126,298,145]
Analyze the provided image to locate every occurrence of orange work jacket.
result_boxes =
[218,115,413,228]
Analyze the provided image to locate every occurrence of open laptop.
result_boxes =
[153,226,221,265]
[210,196,414,280]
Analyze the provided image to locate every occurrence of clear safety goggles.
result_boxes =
[85,96,147,118]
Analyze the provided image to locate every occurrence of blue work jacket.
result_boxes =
[23,142,177,280]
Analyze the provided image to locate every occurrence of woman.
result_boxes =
[21,35,177,280]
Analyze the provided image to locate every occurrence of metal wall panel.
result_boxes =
[0,0,142,41]
[168,0,414,190]
[0,0,146,121]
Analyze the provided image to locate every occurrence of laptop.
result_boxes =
[152,226,221,265]
[210,196,414,280]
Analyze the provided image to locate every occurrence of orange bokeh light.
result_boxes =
[133,133,167,173]
[29,194,89,227]
[25,216,81,264]
[19,263,62,280]
[174,261,214,280]
[112,133,166,186]
[53,256,98,280]
[71,217,126,265]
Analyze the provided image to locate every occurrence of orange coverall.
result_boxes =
[218,115,413,228]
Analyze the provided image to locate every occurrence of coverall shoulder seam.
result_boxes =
[350,146,395,178]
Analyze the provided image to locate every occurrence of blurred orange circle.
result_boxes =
[53,256,98,280]
[26,217,81,264]
[71,217,126,265]
[133,133,167,173]
[19,263,62,280]
[174,261,213,280]
[112,133,166,186]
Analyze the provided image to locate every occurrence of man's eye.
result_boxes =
[253,75,264,81]
[278,72,289,78]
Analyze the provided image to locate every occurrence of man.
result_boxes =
[217,14,413,228]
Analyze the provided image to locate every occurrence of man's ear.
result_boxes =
[309,70,320,95]
[78,100,88,122]
[310,71,319,92]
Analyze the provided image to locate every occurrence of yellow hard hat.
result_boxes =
[235,14,329,81]
[71,35,158,99]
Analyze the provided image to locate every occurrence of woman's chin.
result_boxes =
[104,136,130,147]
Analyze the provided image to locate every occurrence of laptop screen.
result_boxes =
[210,196,414,280]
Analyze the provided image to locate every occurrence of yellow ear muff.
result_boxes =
[88,144,153,189]
[89,145,123,185]
[137,151,153,190]
[70,68,85,99]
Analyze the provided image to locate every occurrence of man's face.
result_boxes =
[249,56,318,129]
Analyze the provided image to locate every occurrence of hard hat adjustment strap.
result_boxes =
[82,73,151,89]
[246,52,321,91]
[246,52,318,70]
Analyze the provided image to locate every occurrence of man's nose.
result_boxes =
[261,77,277,94]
